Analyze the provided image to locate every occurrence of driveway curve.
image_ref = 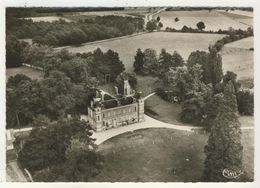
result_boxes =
[92,114,201,145]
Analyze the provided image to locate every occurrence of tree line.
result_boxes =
[133,46,253,125]
[6,15,144,47]
[165,26,253,37]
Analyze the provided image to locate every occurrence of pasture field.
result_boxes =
[87,128,253,182]
[6,67,44,82]
[220,37,254,80]
[225,36,253,49]
[157,10,251,31]
[63,32,225,72]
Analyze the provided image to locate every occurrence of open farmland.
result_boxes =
[62,32,225,72]
[56,7,160,21]
[157,10,251,31]
[220,37,254,80]
[22,16,73,22]
[217,10,253,27]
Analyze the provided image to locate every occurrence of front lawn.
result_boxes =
[90,128,207,182]
[89,128,254,182]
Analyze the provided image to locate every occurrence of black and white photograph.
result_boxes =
[2,0,259,185]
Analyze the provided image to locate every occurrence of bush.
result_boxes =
[236,90,254,115]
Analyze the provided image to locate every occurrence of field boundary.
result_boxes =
[55,31,149,50]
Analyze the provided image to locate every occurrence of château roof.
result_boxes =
[97,96,136,110]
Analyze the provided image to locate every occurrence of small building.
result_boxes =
[88,80,144,131]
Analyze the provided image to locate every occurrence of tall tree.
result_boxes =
[203,84,247,182]
[143,48,158,75]
[133,48,144,74]
[158,48,173,74]
[172,51,184,67]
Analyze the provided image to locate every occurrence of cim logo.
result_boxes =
[222,168,244,179]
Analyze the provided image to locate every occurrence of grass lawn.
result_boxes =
[6,67,44,82]
[145,94,192,126]
[89,127,253,182]
[136,75,160,97]
[62,32,225,72]
[145,94,254,127]
[157,10,251,31]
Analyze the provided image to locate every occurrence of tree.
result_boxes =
[103,49,125,82]
[156,16,160,22]
[180,64,213,124]
[39,71,75,119]
[142,48,158,74]
[172,51,184,67]
[6,35,27,67]
[29,114,51,127]
[61,139,104,182]
[223,71,241,93]
[175,17,179,22]
[133,48,144,74]
[146,20,157,32]
[203,90,247,182]
[197,21,206,30]
[181,25,189,32]
[208,46,223,86]
[236,90,254,115]
[18,118,96,172]
[6,78,40,128]
[163,66,189,100]
[158,22,163,29]
[7,74,32,88]
[158,48,173,74]
[187,47,223,86]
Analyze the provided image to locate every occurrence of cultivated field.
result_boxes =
[88,128,253,182]
[22,16,72,22]
[220,37,254,80]
[157,10,251,31]
[6,67,44,82]
[63,32,225,72]
[217,10,253,27]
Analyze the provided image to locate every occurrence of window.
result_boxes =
[97,116,100,121]
[103,113,105,118]
[135,107,137,112]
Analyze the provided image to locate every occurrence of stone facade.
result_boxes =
[88,81,144,131]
